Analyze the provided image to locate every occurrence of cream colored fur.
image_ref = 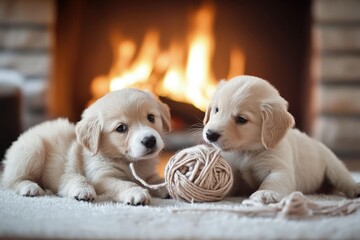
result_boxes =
[203,75,360,204]
[1,88,171,205]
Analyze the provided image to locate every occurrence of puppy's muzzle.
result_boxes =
[141,135,157,149]
[206,130,220,142]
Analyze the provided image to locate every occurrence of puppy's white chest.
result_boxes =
[221,151,258,195]
[221,151,251,169]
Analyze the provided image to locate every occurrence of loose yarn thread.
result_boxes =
[130,144,234,203]
[171,191,360,219]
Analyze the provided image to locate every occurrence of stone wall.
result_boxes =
[313,0,360,157]
[0,0,54,129]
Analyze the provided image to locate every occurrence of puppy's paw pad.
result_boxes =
[17,182,45,197]
[122,187,151,206]
[73,186,96,202]
[250,190,282,204]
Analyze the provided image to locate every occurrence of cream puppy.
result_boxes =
[203,75,360,204]
[2,88,171,205]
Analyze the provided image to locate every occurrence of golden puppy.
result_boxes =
[2,89,170,205]
[203,75,360,204]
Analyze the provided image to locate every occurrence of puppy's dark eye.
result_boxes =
[147,114,155,123]
[235,116,248,124]
[214,107,219,114]
[116,124,127,133]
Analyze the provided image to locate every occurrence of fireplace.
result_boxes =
[50,0,312,133]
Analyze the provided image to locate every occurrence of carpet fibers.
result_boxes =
[1,173,360,240]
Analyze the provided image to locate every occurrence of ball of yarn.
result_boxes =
[164,144,233,203]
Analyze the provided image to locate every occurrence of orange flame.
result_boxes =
[91,3,245,112]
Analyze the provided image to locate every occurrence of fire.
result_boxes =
[109,30,159,91]
[91,3,245,111]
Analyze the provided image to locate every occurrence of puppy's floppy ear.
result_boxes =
[158,101,171,132]
[75,115,102,156]
[261,99,295,149]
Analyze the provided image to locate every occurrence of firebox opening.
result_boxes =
[51,0,312,133]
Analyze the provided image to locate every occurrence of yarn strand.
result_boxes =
[129,163,167,190]
[171,192,360,219]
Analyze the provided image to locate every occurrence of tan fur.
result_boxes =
[203,75,360,204]
[1,89,171,205]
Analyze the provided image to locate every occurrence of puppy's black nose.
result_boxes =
[141,136,156,148]
[206,130,220,142]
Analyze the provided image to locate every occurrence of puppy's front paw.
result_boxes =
[150,186,170,199]
[72,185,96,202]
[250,190,282,204]
[17,181,45,197]
[122,186,151,206]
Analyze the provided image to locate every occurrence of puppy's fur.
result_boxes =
[2,89,171,205]
[203,75,360,204]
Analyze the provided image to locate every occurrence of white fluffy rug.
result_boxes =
[1,173,360,240]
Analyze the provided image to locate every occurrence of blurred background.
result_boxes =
[0,0,359,168]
